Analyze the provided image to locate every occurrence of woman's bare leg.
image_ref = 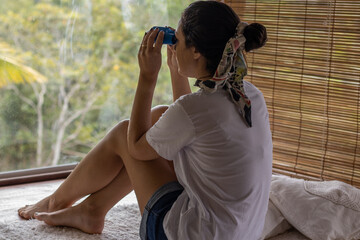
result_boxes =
[18,131,126,219]
[18,106,170,220]
[114,120,178,214]
[32,106,177,233]
[34,119,177,233]
[34,167,132,234]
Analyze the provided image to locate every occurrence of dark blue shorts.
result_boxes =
[139,181,183,240]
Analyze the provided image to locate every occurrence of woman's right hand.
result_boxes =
[138,28,164,82]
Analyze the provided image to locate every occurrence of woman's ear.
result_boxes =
[192,46,202,60]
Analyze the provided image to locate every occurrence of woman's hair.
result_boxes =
[180,0,267,75]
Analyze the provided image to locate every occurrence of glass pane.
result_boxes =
[0,0,192,171]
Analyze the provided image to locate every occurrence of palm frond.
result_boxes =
[0,41,47,88]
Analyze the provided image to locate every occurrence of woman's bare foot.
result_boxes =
[18,195,70,220]
[34,202,105,234]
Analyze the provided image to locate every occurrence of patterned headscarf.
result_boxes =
[195,22,252,127]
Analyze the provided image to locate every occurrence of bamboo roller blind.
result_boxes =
[224,0,360,187]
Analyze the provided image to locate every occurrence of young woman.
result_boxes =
[18,1,271,239]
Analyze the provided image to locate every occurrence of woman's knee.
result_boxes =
[103,106,167,152]
[104,120,129,152]
[151,105,168,124]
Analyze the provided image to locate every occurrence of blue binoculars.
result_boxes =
[151,26,177,45]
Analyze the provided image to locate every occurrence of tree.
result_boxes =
[0,0,192,171]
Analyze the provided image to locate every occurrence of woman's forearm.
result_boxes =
[167,45,191,102]
[170,71,191,102]
[127,28,164,161]
[127,74,158,160]
[128,74,155,143]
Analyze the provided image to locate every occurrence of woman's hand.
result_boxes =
[138,28,164,83]
[166,26,178,73]
[167,44,178,73]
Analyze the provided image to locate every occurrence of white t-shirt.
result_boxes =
[146,81,273,240]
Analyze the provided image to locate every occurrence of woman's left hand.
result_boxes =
[167,44,178,73]
[138,28,164,81]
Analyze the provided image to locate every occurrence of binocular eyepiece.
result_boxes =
[151,26,177,45]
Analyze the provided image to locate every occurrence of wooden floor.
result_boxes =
[0,179,137,222]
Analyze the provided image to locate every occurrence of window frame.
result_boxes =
[0,163,76,186]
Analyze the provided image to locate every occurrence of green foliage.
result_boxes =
[0,0,193,171]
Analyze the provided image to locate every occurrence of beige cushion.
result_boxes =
[270,175,360,240]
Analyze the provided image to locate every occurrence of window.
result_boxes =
[225,0,360,187]
[0,0,192,173]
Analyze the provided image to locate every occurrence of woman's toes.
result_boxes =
[34,212,51,223]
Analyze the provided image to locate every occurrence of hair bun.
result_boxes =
[243,23,267,52]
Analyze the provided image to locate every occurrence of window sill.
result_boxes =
[0,163,76,187]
